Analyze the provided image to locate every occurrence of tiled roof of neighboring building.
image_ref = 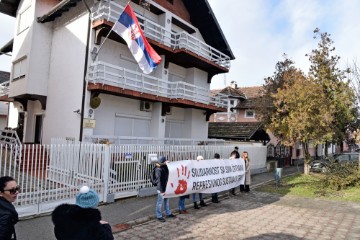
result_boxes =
[215,86,246,98]
[208,122,262,140]
[0,71,10,84]
[238,86,263,99]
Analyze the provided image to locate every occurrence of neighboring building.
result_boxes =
[209,84,269,143]
[0,0,234,144]
[209,83,343,163]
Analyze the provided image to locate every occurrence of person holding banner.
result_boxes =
[211,153,221,203]
[229,150,240,196]
[155,156,176,222]
[242,151,251,192]
[192,156,208,209]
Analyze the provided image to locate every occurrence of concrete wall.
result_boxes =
[42,8,89,143]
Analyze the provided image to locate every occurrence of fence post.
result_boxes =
[102,145,110,202]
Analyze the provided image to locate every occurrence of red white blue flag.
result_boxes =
[113,4,161,74]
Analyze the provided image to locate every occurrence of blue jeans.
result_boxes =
[192,193,203,202]
[156,191,171,218]
[178,196,186,211]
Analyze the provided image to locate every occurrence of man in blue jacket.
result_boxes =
[155,156,176,222]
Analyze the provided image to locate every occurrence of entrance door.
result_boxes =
[16,112,25,142]
[34,115,43,144]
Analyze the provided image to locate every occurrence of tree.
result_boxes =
[308,28,357,153]
[268,70,333,174]
[256,54,297,126]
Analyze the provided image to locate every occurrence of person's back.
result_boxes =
[51,186,113,240]
[52,204,112,240]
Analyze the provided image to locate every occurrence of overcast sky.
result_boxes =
[0,14,15,72]
[1,1,360,90]
[208,0,360,89]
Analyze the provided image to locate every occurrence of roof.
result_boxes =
[0,39,13,55]
[0,71,10,83]
[0,0,20,16]
[37,0,82,23]
[208,122,262,140]
[182,0,235,60]
[238,86,263,99]
[217,86,246,98]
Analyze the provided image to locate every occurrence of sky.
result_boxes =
[1,1,360,90]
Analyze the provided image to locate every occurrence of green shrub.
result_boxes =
[322,161,360,190]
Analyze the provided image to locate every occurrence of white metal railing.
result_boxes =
[90,1,231,69]
[0,128,22,161]
[83,135,226,145]
[0,80,10,96]
[1,142,266,217]
[213,112,238,122]
[88,61,228,108]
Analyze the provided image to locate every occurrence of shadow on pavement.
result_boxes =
[244,233,302,240]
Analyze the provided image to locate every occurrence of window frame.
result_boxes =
[12,56,27,81]
[244,109,255,118]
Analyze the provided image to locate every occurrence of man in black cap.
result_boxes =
[155,156,176,222]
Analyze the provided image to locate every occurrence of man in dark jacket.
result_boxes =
[155,156,176,222]
[51,186,113,240]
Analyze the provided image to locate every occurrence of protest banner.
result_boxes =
[164,159,245,198]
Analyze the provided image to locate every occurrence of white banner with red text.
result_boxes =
[164,159,245,198]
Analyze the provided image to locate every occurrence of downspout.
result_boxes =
[79,0,91,141]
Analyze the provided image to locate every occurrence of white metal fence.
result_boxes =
[0,143,266,217]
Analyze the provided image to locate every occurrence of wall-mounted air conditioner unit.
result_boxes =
[140,101,153,112]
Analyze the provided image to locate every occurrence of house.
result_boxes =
[0,0,235,144]
[209,84,270,143]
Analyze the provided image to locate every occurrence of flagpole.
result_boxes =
[92,0,131,61]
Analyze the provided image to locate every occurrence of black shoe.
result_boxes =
[157,217,166,222]
[200,200,207,207]
[193,202,200,209]
[213,196,220,203]
[166,214,176,218]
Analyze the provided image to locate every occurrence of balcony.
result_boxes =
[90,1,230,75]
[0,81,10,101]
[87,61,227,111]
[213,112,238,122]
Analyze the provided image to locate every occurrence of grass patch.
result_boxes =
[256,173,360,203]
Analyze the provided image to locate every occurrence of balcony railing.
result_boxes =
[88,61,228,108]
[213,112,238,122]
[91,1,231,69]
[0,81,10,96]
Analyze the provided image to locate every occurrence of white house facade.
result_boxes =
[0,0,235,144]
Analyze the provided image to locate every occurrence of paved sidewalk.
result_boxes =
[114,191,360,240]
[16,166,300,239]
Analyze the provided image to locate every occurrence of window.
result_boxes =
[12,57,27,80]
[245,110,255,118]
[18,7,31,34]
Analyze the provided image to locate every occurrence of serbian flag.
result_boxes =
[112,4,161,74]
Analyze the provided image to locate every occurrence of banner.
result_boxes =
[164,159,245,198]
